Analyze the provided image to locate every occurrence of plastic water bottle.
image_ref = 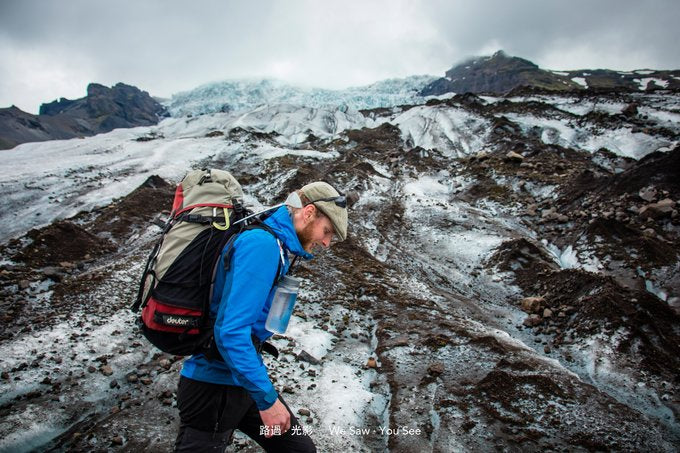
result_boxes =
[265,276,300,334]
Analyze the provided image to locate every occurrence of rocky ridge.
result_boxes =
[0,83,166,150]
[421,50,680,96]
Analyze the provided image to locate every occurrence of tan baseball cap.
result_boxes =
[300,182,348,241]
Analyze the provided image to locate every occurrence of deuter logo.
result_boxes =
[164,316,191,326]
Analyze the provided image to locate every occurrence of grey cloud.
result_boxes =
[1,0,679,112]
[425,0,680,70]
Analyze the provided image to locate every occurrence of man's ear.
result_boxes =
[302,204,316,223]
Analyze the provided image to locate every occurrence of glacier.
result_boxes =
[165,76,438,117]
[3,87,679,243]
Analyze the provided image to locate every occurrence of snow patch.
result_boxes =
[316,361,378,429]
[504,112,676,159]
[543,241,580,269]
[390,105,491,157]
[285,316,335,359]
[252,146,339,161]
[637,106,680,126]
[634,78,669,90]
[645,280,668,302]
[571,77,588,88]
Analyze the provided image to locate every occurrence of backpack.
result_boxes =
[131,168,267,356]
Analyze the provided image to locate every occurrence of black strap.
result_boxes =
[249,223,284,281]
[181,213,227,225]
[132,217,175,312]
[260,341,280,359]
[203,335,279,361]
[289,256,299,273]
[223,223,284,282]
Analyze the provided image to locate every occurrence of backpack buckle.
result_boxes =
[212,207,230,231]
[183,214,208,224]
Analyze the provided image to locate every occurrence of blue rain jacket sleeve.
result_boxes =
[213,229,281,410]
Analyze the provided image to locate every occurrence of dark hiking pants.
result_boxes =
[174,376,316,453]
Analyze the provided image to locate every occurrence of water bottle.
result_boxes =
[265,275,300,334]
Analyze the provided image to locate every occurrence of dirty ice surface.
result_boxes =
[5,91,677,243]
[2,90,679,451]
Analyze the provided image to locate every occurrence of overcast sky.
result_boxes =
[1,0,679,113]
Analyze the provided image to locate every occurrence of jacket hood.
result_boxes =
[264,206,313,260]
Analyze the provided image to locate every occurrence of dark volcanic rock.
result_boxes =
[421,50,578,96]
[14,221,116,268]
[605,147,680,197]
[421,50,680,96]
[0,83,166,150]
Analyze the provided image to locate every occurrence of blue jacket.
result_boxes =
[180,206,312,410]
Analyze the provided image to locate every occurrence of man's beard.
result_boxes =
[297,220,316,252]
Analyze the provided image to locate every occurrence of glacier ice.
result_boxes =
[165,76,438,117]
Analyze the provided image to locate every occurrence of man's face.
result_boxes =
[296,206,335,253]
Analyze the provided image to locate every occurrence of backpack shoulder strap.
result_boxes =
[223,222,280,266]
[239,222,285,283]
[203,221,285,362]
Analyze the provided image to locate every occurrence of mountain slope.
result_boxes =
[421,50,680,96]
[0,83,166,150]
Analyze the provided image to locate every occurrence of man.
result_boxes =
[174,181,348,452]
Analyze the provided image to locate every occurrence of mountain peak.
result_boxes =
[488,49,537,68]
[0,83,166,150]
[420,50,545,96]
[422,51,680,96]
[445,50,538,81]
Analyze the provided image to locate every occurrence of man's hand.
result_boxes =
[259,398,291,438]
